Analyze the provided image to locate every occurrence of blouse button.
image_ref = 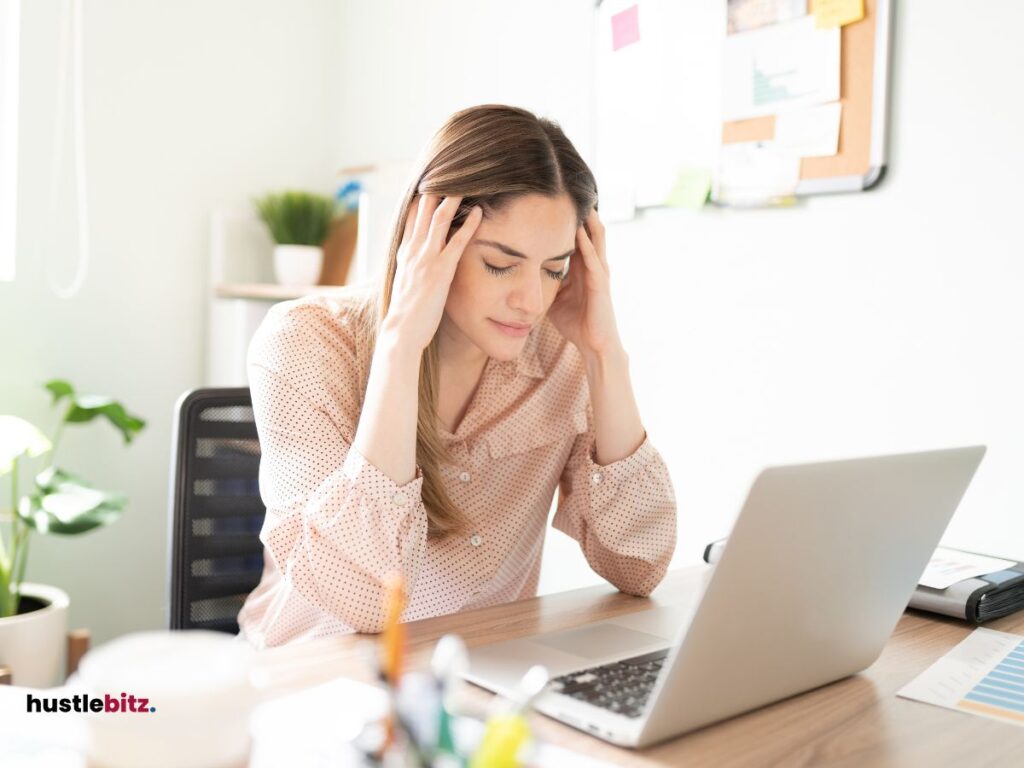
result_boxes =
[459,471,471,483]
[393,491,409,507]
[591,471,604,485]
[470,534,483,547]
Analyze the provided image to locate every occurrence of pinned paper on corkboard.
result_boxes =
[719,0,892,200]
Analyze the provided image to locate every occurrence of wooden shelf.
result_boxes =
[214,283,349,301]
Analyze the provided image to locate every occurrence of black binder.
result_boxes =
[702,538,1024,625]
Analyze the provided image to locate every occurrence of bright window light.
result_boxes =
[0,0,20,282]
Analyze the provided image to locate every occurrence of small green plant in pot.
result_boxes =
[0,379,144,686]
[254,190,337,287]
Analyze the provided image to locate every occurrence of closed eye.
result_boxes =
[484,262,566,281]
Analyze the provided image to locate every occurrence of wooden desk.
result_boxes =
[255,567,1024,767]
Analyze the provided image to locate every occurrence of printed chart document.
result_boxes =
[724,15,840,121]
[919,547,1018,590]
[899,628,1024,726]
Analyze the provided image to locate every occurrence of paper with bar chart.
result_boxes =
[899,628,1024,726]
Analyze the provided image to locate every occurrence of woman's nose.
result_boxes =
[508,273,544,317]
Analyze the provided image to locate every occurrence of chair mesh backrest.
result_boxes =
[168,388,266,633]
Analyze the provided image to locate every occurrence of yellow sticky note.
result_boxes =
[812,0,864,28]
[665,169,712,210]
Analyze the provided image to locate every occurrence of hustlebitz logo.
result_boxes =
[26,692,156,713]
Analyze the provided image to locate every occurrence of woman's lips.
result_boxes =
[489,319,532,338]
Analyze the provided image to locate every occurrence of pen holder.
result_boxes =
[354,634,544,768]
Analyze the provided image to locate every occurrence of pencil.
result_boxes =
[381,571,407,687]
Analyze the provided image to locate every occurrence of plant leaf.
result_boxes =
[35,466,93,494]
[253,190,336,246]
[63,399,146,443]
[18,483,126,535]
[43,379,76,407]
[73,394,115,410]
[0,416,53,476]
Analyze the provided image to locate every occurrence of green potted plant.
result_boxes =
[254,190,337,287]
[0,379,144,686]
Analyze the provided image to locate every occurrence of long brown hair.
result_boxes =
[363,104,598,536]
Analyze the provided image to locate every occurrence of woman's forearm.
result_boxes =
[583,344,646,466]
[352,328,422,485]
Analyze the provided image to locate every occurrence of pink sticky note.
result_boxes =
[611,4,640,52]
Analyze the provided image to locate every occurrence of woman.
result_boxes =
[238,105,676,648]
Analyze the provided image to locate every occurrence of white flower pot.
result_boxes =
[0,583,69,687]
[273,244,323,287]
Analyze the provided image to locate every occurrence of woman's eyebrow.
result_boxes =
[476,239,573,262]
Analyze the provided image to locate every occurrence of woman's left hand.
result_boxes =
[547,208,623,361]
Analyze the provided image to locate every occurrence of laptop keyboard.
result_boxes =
[548,648,669,719]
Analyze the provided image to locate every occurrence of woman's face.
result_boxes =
[441,193,578,362]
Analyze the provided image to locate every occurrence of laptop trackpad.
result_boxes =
[534,624,667,660]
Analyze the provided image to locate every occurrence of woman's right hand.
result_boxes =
[382,194,483,351]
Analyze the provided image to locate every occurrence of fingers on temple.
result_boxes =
[443,205,483,260]
[412,193,441,246]
[577,225,606,276]
[426,196,463,252]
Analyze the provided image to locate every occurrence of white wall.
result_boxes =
[0,0,18,281]
[1,0,341,642]
[334,1,596,168]
[332,0,1024,594]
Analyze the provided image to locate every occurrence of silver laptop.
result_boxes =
[465,446,986,748]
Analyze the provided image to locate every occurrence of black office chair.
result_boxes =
[167,388,266,633]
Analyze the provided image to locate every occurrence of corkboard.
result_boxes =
[722,0,891,192]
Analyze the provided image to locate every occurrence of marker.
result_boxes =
[470,665,550,768]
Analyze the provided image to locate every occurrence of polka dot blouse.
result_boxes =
[237,291,677,648]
